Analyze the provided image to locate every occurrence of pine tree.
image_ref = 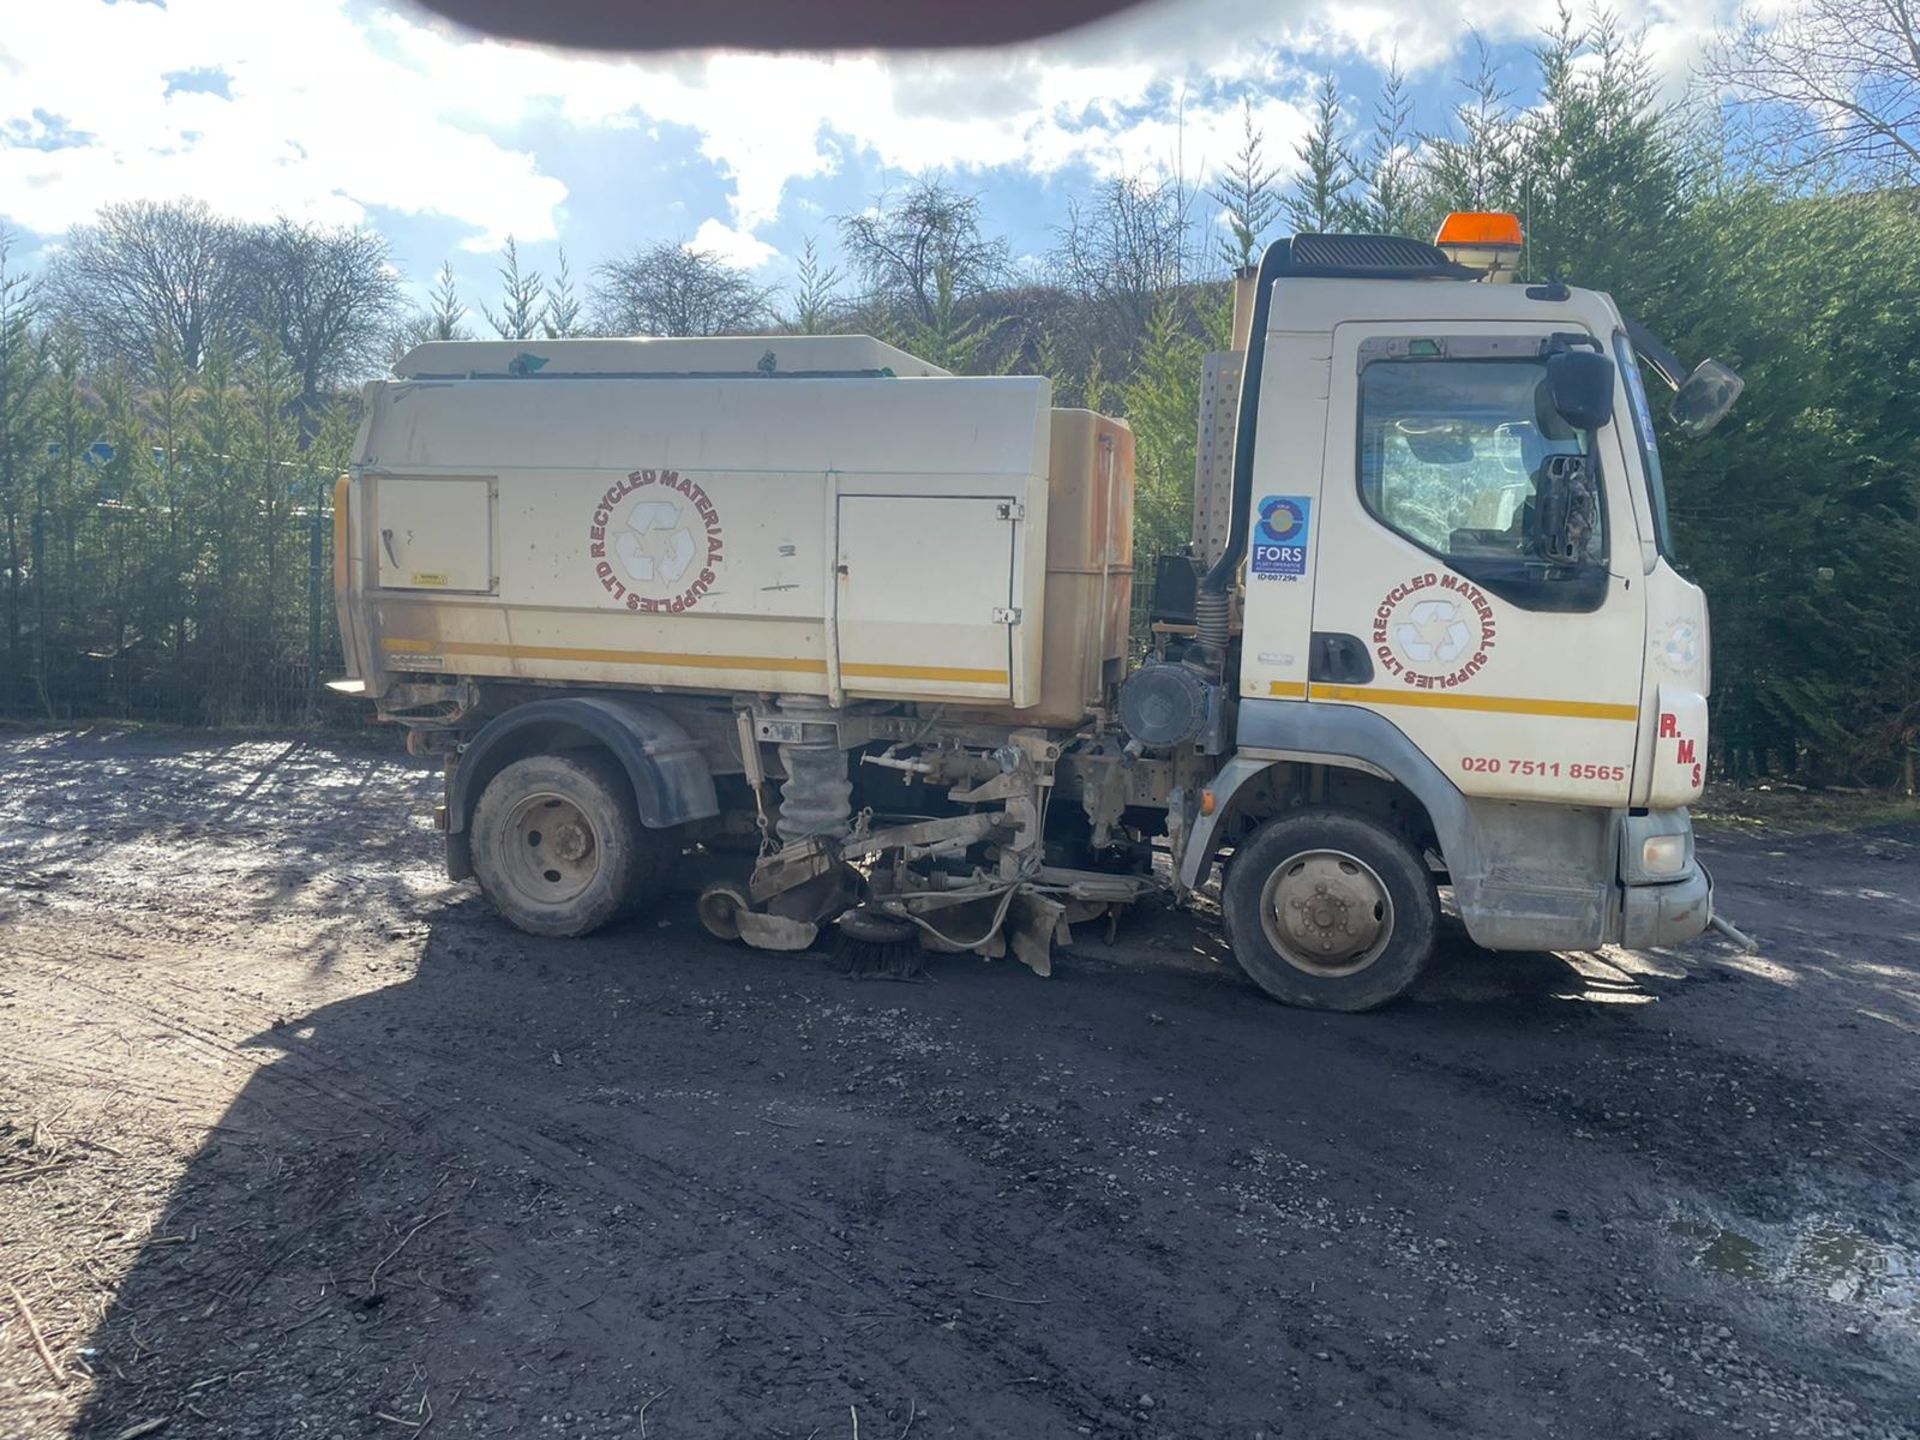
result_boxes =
[786,237,844,335]
[427,262,469,342]
[1213,99,1282,268]
[895,265,1006,374]
[1360,59,1420,237]
[541,248,584,338]
[1517,8,1688,305]
[0,232,48,685]
[1286,75,1361,235]
[1419,37,1519,227]
[1122,297,1205,559]
[484,238,545,340]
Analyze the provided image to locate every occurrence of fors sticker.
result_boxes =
[1251,495,1310,580]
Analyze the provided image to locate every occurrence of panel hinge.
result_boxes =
[991,607,1023,625]
[996,502,1026,521]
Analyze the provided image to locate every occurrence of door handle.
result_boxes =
[1309,632,1374,685]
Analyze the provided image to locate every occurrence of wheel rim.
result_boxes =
[1257,848,1395,978]
[500,791,603,906]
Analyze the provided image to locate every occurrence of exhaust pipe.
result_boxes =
[1197,241,1288,666]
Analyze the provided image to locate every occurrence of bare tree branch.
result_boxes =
[593,242,773,337]
[1707,0,1920,179]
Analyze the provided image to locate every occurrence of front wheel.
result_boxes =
[1222,809,1438,1012]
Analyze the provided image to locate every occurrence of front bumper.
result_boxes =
[1620,863,1713,948]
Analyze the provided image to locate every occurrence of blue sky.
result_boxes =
[1,0,1739,320]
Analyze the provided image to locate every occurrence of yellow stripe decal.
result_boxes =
[1266,680,1308,699]
[1310,683,1638,722]
[383,637,827,674]
[380,637,1005,687]
[843,661,1009,686]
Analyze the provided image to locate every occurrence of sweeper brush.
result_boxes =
[826,909,925,981]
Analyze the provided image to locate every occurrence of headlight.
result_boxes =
[1641,833,1689,877]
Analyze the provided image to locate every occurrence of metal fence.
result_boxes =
[0,493,354,729]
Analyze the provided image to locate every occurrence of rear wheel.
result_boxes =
[1222,809,1437,1012]
[471,752,648,937]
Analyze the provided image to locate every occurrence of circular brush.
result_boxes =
[827,909,925,981]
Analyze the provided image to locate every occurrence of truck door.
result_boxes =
[1306,325,1648,807]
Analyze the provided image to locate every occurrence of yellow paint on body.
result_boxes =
[1311,683,1637,722]
[379,636,1006,688]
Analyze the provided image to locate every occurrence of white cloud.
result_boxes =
[0,0,1756,257]
[690,218,778,269]
[0,0,566,248]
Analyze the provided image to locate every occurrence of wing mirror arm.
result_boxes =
[1624,316,1745,438]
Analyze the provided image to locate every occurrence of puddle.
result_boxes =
[1668,1212,1920,1321]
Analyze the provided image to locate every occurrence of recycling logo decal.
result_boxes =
[587,469,725,613]
[1397,598,1474,664]
[1656,618,1700,674]
[1371,573,1499,689]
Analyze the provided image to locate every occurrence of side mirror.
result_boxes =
[1546,349,1615,431]
[1670,358,1744,438]
[1532,453,1601,566]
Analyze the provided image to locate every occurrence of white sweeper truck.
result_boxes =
[332,213,1742,1010]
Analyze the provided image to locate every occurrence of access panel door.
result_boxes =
[835,494,1015,701]
[373,475,496,592]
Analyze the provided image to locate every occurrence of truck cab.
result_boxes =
[1163,219,1728,1007]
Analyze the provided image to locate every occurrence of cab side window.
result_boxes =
[1358,359,1604,568]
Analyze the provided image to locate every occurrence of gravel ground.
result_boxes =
[1,729,1916,1440]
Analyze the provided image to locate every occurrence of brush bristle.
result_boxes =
[828,936,925,981]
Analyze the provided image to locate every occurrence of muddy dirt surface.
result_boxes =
[2,730,1917,1440]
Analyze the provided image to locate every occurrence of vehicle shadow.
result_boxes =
[63,830,1920,1439]
[62,880,1664,1440]
[67,892,827,1438]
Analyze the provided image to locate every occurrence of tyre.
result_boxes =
[1221,808,1438,1012]
[470,752,647,937]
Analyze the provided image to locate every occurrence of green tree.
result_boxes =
[429,262,470,341]
[894,265,1007,374]
[484,237,546,340]
[1657,186,1920,784]
[1123,297,1209,560]
[785,237,845,335]
[1359,59,1421,236]
[0,232,49,689]
[1516,8,1690,305]
[1419,38,1520,226]
[542,248,585,338]
[1286,75,1362,234]
[1214,99,1283,267]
